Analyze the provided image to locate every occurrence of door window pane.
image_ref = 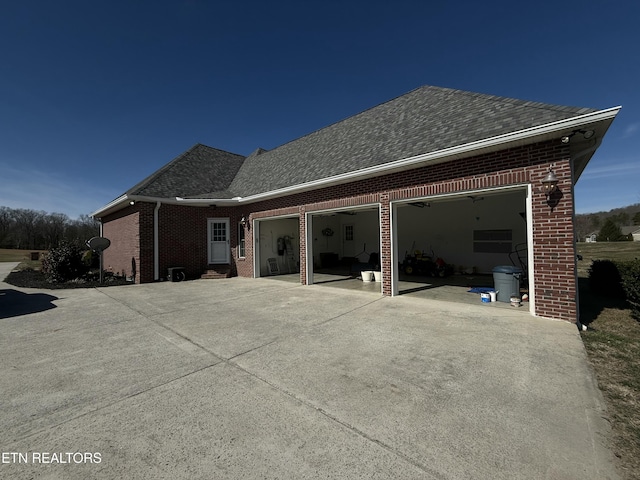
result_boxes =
[213,222,226,241]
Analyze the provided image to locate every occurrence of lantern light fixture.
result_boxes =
[541,169,559,196]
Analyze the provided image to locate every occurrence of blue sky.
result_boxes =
[1,0,638,218]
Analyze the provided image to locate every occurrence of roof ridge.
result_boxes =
[239,85,594,159]
[228,85,604,197]
[435,86,597,114]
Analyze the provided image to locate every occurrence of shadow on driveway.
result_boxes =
[0,289,58,319]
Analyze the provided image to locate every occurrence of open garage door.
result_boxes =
[254,216,300,279]
[393,188,532,308]
[307,206,381,291]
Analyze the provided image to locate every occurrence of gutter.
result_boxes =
[92,106,620,215]
[179,106,621,206]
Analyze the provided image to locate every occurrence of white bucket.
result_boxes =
[373,271,382,282]
[362,271,374,282]
[489,291,497,302]
[481,293,491,303]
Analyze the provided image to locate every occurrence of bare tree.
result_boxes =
[0,207,100,250]
[12,209,45,249]
[0,206,15,247]
[42,213,69,249]
[65,214,100,244]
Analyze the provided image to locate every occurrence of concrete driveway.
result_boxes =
[0,262,620,479]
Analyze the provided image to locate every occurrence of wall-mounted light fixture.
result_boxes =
[240,215,250,230]
[561,129,595,144]
[541,168,559,196]
[129,200,135,206]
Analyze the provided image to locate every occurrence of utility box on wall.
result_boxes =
[168,267,186,282]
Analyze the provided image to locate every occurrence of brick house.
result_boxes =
[92,86,619,323]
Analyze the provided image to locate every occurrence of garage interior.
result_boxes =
[259,189,531,310]
[310,207,382,291]
[255,217,301,277]
[300,189,530,308]
[394,189,530,306]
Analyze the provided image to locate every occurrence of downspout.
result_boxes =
[154,201,161,281]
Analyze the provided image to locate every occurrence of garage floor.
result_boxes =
[265,271,530,311]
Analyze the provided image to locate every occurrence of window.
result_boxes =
[473,229,512,253]
[238,222,245,258]
[344,224,354,242]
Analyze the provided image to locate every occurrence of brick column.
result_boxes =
[299,208,307,285]
[531,159,578,322]
[380,194,392,296]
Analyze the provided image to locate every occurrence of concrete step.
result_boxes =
[200,266,231,279]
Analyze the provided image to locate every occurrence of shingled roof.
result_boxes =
[116,85,601,202]
[126,144,245,198]
[228,85,596,197]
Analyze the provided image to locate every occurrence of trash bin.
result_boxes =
[492,265,523,303]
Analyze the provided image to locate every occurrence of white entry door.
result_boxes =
[208,218,230,264]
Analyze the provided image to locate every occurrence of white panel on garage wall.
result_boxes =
[396,191,527,274]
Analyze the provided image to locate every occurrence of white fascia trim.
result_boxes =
[93,106,620,213]
[233,107,621,204]
[91,195,129,218]
[92,194,237,217]
[174,197,241,206]
[92,194,173,217]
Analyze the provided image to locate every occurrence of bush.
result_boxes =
[82,249,99,268]
[589,258,640,320]
[618,259,640,320]
[588,260,625,298]
[42,240,88,283]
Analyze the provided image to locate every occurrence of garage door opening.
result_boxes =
[254,216,300,282]
[308,206,381,292]
[393,188,531,308]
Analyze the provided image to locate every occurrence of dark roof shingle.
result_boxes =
[127,144,245,198]
[229,85,595,197]
[123,86,597,200]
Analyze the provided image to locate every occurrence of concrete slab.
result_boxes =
[0,265,620,479]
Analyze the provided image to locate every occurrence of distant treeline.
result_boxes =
[575,203,640,241]
[0,206,100,250]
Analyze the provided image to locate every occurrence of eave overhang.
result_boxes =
[92,106,620,218]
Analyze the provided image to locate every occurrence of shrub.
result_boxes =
[588,260,625,298]
[618,259,640,320]
[82,249,99,268]
[42,240,88,283]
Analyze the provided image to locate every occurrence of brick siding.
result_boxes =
[101,139,579,322]
[102,205,141,282]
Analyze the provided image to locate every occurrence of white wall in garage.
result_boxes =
[396,191,527,274]
[258,218,299,276]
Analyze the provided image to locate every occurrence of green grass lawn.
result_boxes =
[577,242,640,479]
[0,248,46,270]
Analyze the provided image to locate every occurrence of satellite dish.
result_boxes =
[87,236,111,252]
